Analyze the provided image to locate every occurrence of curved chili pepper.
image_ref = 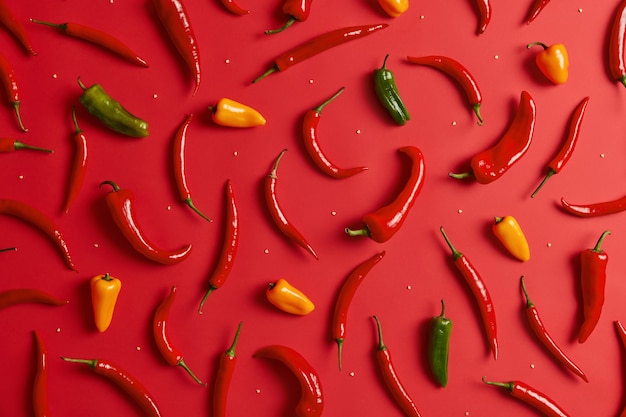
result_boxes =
[99,180,192,265]
[609,0,626,87]
[212,322,243,417]
[561,195,626,217]
[0,52,27,131]
[253,345,323,417]
[372,316,422,417]
[614,320,626,417]
[428,300,452,388]
[0,0,36,55]
[345,146,425,243]
[474,0,491,34]
[218,0,250,15]
[172,114,211,222]
[332,251,385,371]
[264,149,318,259]
[90,273,122,332]
[252,23,388,83]
[482,377,571,417]
[532,97,588,198]
[527,42,569,84]
[0,199,76,270]
[525,0,552,24]
[153,0,201,95]
[406,55,483,125]
[63,107,88,214]
[440,226,498,360]
[266,0,312,34]
[520,277,588,382]
[266,278,315,315]
[0,137,52,153]
[32,331,49,417]
[578,230,611,343]
[153,286,205,385]
[61,356,162,417]
[374,55,411,125]
[199,179,239,313]
[449,91,536,184]
[0,288,68,311]
[491,215,530,262]
[303,87,367,179]
[31,19,149,67]
[208,98,266,127]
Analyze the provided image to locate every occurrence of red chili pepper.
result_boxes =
[371,316,422,417]
[578,230,611,343]
[561,195,626,217]
[614,320,626,417]
[0,137,52,153]
[449,91,536,184]
[199,179,239,313]
[153,0,201,95]
[32,330,49,417]
[524,0,552,24]
[0,0,36,55]
[345,146,425,243]
[61,356,163,417]
[172,114,211,222]
[302,87,367,179]
[30,19,149,67]
[212,322,242,417]
[253,345,323,417]
[474,0,491,34]
[406,55,484,125]
[520,276,588,382]
[62,107,88,214]
[0,288,68,311]
[0,51,27,131]
[332,251,385,371]
[218,0,250,15]
[482,377,571,416]
[153,286,205,385]
[440,226,498,360]
[252,23,388,83]
[0,199,76,270]
[609,0,626,86]
[531,97,588,198]
[264,149,318,259]
[266,0,313,34]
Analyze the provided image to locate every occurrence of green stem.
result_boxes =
[61,356,97,368]
[265,17,297,35]
[344,227,370,238]
[269,148,287,179]
[71,106,83,134]
[473,104,484,126]
[0,247,16,252]
[438,299,446,318]
[448,171,473,180]
[313,87,345,113]
[372,315,387,351]
[99,180,121,192]
[30,19,68,31]
[178,359,206,386]
[198,285,217,314]
[481,376,513,391]
[14,140,53,153]
[527,41,549,50]
[439,226,463,260]
[591,230,611,252]
[519,276,534,308]
[185,198,212,222]
[225,322,243,358]
[252,66,278,84]
[13,102,27,132]
[336,338,344,371]
[530,169,555,198]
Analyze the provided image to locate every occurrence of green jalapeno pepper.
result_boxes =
[428,299,452,387]
[78,78,149,138]
[374,54,410,125]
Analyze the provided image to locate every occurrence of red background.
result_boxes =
[1,0,625,416]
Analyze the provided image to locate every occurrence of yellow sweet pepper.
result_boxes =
[266,278,314,315]
[378,0,409,17]
[492,216,530,262]
[90,273,122,332]
[208,98,266,127]
[527,42,569,85]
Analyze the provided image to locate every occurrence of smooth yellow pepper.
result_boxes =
[378,0,409,17]
[208,98,266,127]
[527,42,569,85]
[266,278,314,315]
[492,216,530,262]
[90,273,122,332]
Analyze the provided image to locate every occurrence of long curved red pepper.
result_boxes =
[266,0,313,34]
[561,194,626,217]
[0,199,76,270]
[253,345,323,417]
[264,149,318,259]
[482,377,571,417]
[372,316,422,417]
[32,330,49,417]
[449,91,536,184]
[153,0,201,95]
[345,146,425,243]
[332,251,385,371]
[609,0,626,87]
[212,322,242,417]
[0,288,68,311]
[303,86,367,179]
[199,179,239,313]
[531,97,589,198]
[218,0,250,15]
[406,55,484,125]
[578,230,611,343]
[474,0,491,34]
[520,276,588,382]
[63,107,88,214]
[615,320,626,417]
[440,226,498,360]
[252,23,388,83]
[0,51,27,131]
[172,113,211,222]
[524,0,552,24]
[61,356,162,417]
[99,180,192,265]
[0,137,52,153]
[0,0,36,55]
[153,286,205,385]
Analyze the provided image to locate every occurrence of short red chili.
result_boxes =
[609,0,626,87]
[218,0,250,15]
[561,194,626,217]
[266,0,313,34]
[62,107,88,214]
[0,51,27,131]
[32,331,49,417]
[0,137,52,153]
[0,288,68,311]
[482,377,571,417]
[474,0,491,34]
[524,0,552,24]
[212,322,243,417]
[0,0,36,55]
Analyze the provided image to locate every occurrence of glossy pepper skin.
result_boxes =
[428,300,452,388]
[208,98,266,127]
[527,42,569,84]
[482,377,571,417]
[0,288,68,311]
[491,215,530,262]
[32,331,49,417]
[218,0,249,15]
[475,0,492,34]
[266,278,315,315]
[0,51,27,131]
[561,194,626,217]
[266,0,312,34]
[212,322,243,417]
[0,137,52,153]
[90,273,122,332]
[378,0,409,17]
[0,0,36,55]
[525,0,552,24]
[62,107,88,214]
[609,0,626,87]
[374,54,410,125]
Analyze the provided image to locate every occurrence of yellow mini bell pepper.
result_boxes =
[527,41,569,84]
[492,216,530,262]
[208,98,266,127]
[378,0,409,17]
[90,273,122,332]
[266,278,314,315]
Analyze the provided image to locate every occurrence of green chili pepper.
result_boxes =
[374,54,410,126]
[428,299,452,387]
[77,77,149,138]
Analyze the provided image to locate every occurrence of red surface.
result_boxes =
[2,0,626,416]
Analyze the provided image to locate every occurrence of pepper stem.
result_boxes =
[0,247,16,252]
[178,359,206,386]
[102,273,112,282]
[71,106,83,134]
[527,41,549,50]
[530,169,556,198]
[336,338,344,371]
[99,180,121,192]
[439,299,446,318]
[60,356,98,368]
[77,76,87,91]
[313,87,345,113]
[473,104,484,126]
[252,66,278,83]
[344,227,370,238]
[481,376,513,391]
[448,171,474,180]
[30,19,69,31]
[184,198,213,222]
[12,101,27,132]
[372,315,387,352]
[519,276,534,308]
[265,17,297,35]
[439,226,463,260]
[198,285,217,314]
[225,322,243,358]
[590,230,611,252]
[268,148,288,179]
[14,140,53,153]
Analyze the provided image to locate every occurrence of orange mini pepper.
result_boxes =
[208,98,266,127]
[377,0,409,17]
[266,278,314,315]
[90,273,122,332]
[527,41,569,84]
[492,216,530,262]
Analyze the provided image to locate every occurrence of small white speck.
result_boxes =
[530,363,535,369]
[309,79,314,84]
[451,121,457,126]
[457,209,463,214]
[136,346,141,351]
[153,94,158,99]
[233,151,238,156]
[578,8,583,12]
[255,389,261,394]
[407,285,412,290]
[349,372,355,377]
[93,243,99,248]
[56,328,61,333]
[331,211,337,216]
[18,175,24,180]
[167,205,172,211]
[420,15,425,19]
[52,73,58,79]
[494,55,499,60]
[264,249,270,254]
[225,59,230,64]
[465,412,470,416]
[600,153,605,158]
[355,129,361,134]
[547,242,552,247]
